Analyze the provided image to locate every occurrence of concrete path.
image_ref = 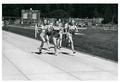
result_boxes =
[2,30,118,80]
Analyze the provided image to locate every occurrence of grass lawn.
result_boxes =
[72,29,118,61]
[3,25,118,61]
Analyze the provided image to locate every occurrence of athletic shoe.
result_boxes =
[38,51,42,54]
[73,51,76,54]
[55,52,59,56]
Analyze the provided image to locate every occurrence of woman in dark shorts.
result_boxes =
[45,22,54,49]
[52,21,61,55]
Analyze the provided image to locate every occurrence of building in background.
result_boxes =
[21,8,40,25]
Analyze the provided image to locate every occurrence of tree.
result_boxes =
[49,9,69,18]
[93,8,99,17]
[103,5,113,23]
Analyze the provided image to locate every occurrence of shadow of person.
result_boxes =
[46,52,55,55]
[31,52,42,54]
[31,51,56,56]
[60,52,74,56]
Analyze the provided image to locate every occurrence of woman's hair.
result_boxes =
[69,19,76,26]
[43,19,48,25]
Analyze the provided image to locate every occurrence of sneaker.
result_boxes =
[48,47,51,49]
[38,51,42,54]
[57,46,60,50]
[55,53,57,56]
[38,48,42,54]
[47,48,50,51]
[55,52,59,56]
[58,47,62,50]
[73,51,76,54]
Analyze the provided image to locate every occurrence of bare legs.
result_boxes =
[59,33,62,48]
[39,34,45,53]
[39,33,75,55]
[46,35,50,49]
[67,33,75,53]
[35,30,38,38]
[39,34,51,53]
[53,37,58,55]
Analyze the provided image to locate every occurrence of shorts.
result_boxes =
[54,34,60,38]
[46,31,52,36]
[53,30,60,38]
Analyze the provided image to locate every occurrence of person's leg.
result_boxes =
[67,33,71,46]
[35,30,38,38]
[65,33,69,47]
[59,33,62,48]
[39,41,44,53]
[46,35,50,49]
[68,34,75,53]
[35,30,36,38]
[57,38,59,49]
[53,37,58,55]
[39,35,45,53]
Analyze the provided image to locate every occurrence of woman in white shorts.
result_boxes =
[38,19,49,54]
[67,20,78,54]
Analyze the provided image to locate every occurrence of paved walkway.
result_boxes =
[2,30,118,80]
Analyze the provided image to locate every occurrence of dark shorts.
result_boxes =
[46,31,52,36]
[53,30,60,38]
[63,29,66,33]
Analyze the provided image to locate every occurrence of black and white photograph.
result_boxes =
[2,3,118,80]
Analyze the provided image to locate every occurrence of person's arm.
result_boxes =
[35,25,38,31]
[38,25,43,30]
[75,25,78,32]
